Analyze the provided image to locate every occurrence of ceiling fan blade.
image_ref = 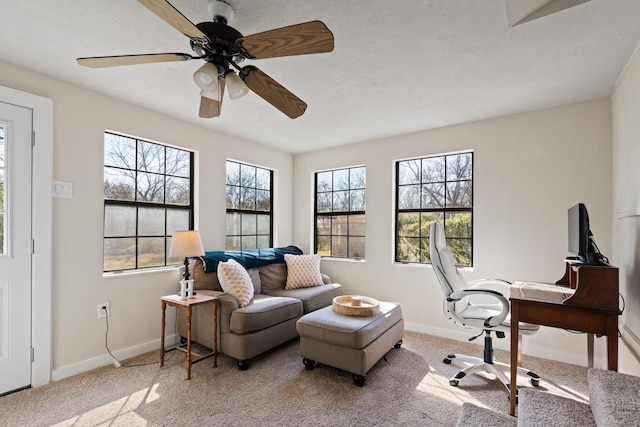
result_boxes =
[137,0,208,41]
[77,53,192,68]
[240,66,307,119]
[199,78,225,118]
[199,97,222,118]
[238,20,334,59]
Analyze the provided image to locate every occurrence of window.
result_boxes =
[0,125,5,255]
[225,160,273,250]
[315,166,366,259]
[395,152,473,266]
[103,132,194,272]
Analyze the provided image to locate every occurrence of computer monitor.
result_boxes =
[567,203,607,265]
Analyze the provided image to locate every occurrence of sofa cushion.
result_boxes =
[217,259,255,308]
[229,294,303,335]
[284,254,324,289]
[259,263,288,293]
[268,283,343,313]
[191,259,261,294]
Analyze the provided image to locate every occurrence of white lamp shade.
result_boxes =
[226,72,249,99]
[169,230,205,258]
[193,63,219,91]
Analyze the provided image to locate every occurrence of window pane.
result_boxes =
[349,237,366,259]
[333,169,349,191]
[167,209,190,235]
[104,167,135,201]
[138,207,164,236]
[446,211,472,238]
[166,147,190,178]
[447,238,472,266]
[398,185,420,209]
[317,171,332,192]
[226,236,241,251]
[333,191,349,211]
[138,237,165,268]
[422,183,445,208]
[104,133,135,169]
[104,205,136,237]
[257,235,270,249]
[166,176,190,205]
[226,161,240,185]
[226,185,240,209]
[257,214,270,234]
[350,189,365,211]
[104,238,136,271]
[350,167,366,189]
[240,187,256,210]
[137,172,164,202]
[316,217,331,235]
[256,190,270,211]
[241,213,256,234]
[242,235,256,249]
[398,160,421,185]
[422,157,445,183]
[226,213,240,235]
[332,235,347,257]
[446,181,472,208]
[447,153,473,180]
[397,212,420,237]
[317,192,332,213]
[240,164,256,187]
[397,237,420,262]
[0,169,4,211]
[332,215,348,235]
[0,213,5,255]
[138,141,164,173]
[256,168,270,190]
[166,237,182,265]
[317,236,331,256]
[348,214,366,235]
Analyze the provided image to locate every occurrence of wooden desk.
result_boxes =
[160,293,218,380]
[509,280,620,415]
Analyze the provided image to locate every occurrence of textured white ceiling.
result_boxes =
[1,0,639,154]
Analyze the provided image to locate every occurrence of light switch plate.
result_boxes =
[53,181,73,198]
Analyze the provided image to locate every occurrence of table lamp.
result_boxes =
[169,230,205,298]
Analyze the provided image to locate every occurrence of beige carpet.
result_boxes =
[0,331,590,426]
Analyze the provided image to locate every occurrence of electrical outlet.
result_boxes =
[98,302,110,318]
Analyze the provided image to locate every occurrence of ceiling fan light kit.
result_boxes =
[76,0,334,119]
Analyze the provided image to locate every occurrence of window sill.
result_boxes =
[102,265,179,278]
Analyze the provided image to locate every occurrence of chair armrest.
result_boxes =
[447,289,509,327]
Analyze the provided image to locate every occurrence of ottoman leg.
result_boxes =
[303,358,316,370]
[353,374,366,387]
[395,339,403,349]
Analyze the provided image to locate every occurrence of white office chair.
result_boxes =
[429,221,540,394]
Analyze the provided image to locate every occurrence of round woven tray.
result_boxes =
[332,295,380,317]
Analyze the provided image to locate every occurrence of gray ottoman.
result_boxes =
[296,301,404,386]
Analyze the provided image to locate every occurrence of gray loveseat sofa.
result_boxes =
[177,246,343,370]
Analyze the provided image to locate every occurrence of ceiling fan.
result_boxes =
[77,0,334,119]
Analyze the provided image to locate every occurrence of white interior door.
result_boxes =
[0,101,33,395]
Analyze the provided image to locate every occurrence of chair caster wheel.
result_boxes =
[531,378,540,387]
[443,358,452,364]
[449,379,459,387]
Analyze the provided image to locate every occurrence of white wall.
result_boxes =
[612,42,640,376]
[293,98,617,366]
[0,60,293,379]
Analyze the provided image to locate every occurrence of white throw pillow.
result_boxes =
[284,254,324,289]
[217,259,254,308]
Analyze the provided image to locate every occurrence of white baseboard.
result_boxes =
[51,334,178,381]
[404,322,587,367]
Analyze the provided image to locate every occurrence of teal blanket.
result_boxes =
[198,245,303,273]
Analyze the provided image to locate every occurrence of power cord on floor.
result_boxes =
[102,305,180,368]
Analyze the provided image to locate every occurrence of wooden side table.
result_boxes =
[160,293,218,380]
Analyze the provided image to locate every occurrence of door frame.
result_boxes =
[0,85,53,387]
